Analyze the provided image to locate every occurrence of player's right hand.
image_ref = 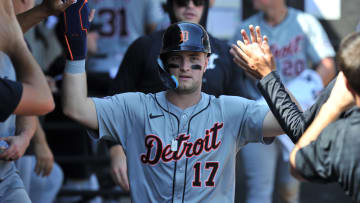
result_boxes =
[39,0,76,16]
[0,134,30,161]
[110,145,130,192]
[34,141,54,177]
[230,25,276,79]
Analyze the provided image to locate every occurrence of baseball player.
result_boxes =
[60,2,296,201]
[230,0,336,202]
[87,0,163,75]
[108,0,253,190]
[231,26,360,203]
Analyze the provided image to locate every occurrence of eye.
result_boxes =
[190,56,200,61]
[168,55,181,63]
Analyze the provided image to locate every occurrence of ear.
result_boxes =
[344,75,356,96]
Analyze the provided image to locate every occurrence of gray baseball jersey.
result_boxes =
[87,0,163,73]
[92,91,271,202]
[232,8,335,85]
[0,52,18,178]
[0,52,31,203]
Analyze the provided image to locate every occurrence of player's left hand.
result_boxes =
[39,0,76,16]
[34,141,54,177]
[325,71,355,113]
[0,134,30,161]
[110,145,130,191]
[230,25,275,79]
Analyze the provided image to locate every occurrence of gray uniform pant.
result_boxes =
[15,155,64,203]
[0,162,31,203]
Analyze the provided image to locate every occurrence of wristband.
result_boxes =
[64,60,86,74]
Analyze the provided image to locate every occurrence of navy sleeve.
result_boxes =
[256,71,335,142]
[0,78,23,122]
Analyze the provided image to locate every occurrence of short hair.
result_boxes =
[337,32,360,94]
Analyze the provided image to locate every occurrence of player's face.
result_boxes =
[173,0,204,24]
[166,51,208,94]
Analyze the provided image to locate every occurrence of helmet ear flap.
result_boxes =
[157,57,179,89]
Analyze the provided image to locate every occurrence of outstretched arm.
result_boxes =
[33,118,55,177]
[230,25,339,142]
[60,0,98,130]
[230,25,302,139]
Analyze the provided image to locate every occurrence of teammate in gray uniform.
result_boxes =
[0,0,75,202]
[60,2,299,201]
[87,0,162,75]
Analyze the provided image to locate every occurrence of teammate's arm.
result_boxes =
[290,72,354,179]
[16,0,75,33]
[33,118,55,177]
[230,25,303,139]
[0,0,54,116]
[109,145,130,191]
[0,116,36,161]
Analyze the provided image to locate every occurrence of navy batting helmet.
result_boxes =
[157,22,211,89]
[160,22,211,58]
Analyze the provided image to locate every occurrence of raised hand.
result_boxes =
[230,25,276,79]
[39,0,76,16]
[325,71,355,114]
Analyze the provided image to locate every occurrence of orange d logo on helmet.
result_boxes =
[180,31,189,43]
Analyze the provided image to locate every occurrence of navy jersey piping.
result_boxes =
[182,96,211,202]
[154,93,180,203]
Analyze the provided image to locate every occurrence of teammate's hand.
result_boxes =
[110,145,130,192]
[39,0,76,16]
[0,134,30,161]
[325,71,355,113]
[230,25,275,79]
[0,0,27,58]
[59,0,90,60]
[34,141,54,177]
